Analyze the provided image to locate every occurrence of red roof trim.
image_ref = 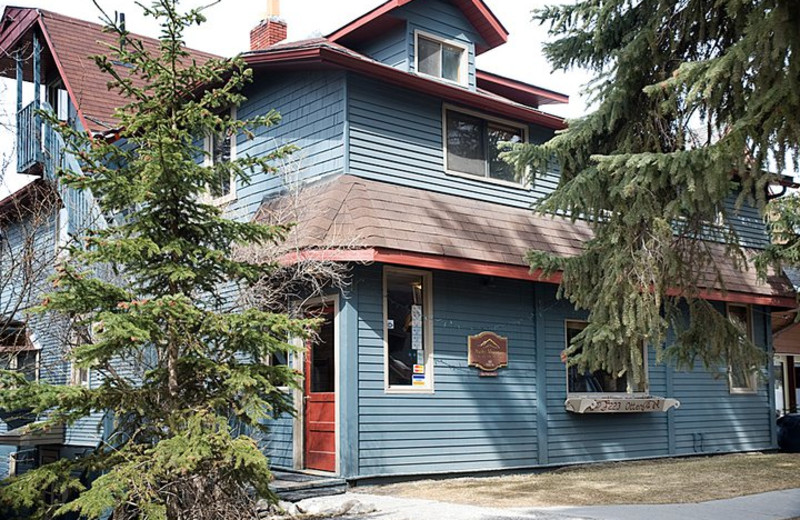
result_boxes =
[245,46,566,130]
[327,0,508,54]
[283,247,796,308]
[0,7,38,56]
[37,13,93,135]
[477,69,569,107]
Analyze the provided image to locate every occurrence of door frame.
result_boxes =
[293,294,340,474]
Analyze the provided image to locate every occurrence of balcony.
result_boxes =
[16,101,44,176]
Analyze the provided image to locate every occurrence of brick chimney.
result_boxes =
[250,0,287,50]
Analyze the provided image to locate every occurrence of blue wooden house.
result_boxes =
[0,0,795,482]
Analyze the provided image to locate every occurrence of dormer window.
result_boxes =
[415,31,467,84]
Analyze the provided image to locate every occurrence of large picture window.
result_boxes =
[415,31,466,84]
[445,108,527,185]
[384,268,433,392]
[728,304,757,393]
[565,321,647,395]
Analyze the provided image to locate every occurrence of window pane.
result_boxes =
[729,305,754,390]
[566,322,643,393]
[210,133,232,198]
[488,124,524,183]
[310,309,335,393]
[386,271,425,387]
[17,351,38,382]
[417,37,441,77]
[441,44,462,82]
[446,111,485,176]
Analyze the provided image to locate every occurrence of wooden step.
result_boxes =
[271,470,348,502]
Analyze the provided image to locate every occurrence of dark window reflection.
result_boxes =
[310,309,335,393]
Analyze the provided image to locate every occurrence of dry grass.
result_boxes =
[365,453,800,508]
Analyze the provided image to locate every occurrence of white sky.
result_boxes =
[0,0,590,195]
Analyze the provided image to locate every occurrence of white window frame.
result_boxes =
[442,104,530,189]
[564,320,649,397]
[727,303,758,394]
[414,29,469,86]
[7,349,40,382]
[383,266,434,394]
[70,363,91,388]
[203,106,237,205]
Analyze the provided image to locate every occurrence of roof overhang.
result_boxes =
[0,180,59,224]
[244,45,566,130]
[286,247,797,309]
[327,0,508,55]
[477,69,569,107]
[0,423,65,447]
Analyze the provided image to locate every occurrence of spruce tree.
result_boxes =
[0,1,311,518]
[504,1,799,381]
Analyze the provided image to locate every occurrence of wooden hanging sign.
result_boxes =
[468,331,508,376]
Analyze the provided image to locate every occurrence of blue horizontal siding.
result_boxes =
[233,70,346,218]
[356,265,538,477]
[356,23,408,70]
[347,74,560,208]
[351,270,774,478]
[260,411,294,469]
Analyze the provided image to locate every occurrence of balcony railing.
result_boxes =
[16,100,107,235]
[16,101,43,175]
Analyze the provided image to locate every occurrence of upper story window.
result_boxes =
[47,79,69,122]
[565,321,648,395]
[204,107,237,204]
[444,106,528,186]
[0,322,39,382]
[415,31,467,85]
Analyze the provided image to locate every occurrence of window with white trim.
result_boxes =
[728,304,757,393]
[70,363,90,388]
[415,31,467,84]
[0,322,39,382]
[204,108,237,203]
[565,321,647,395]
[384,267,433,392]
[444,107,527,185]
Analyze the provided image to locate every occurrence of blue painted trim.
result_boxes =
[338,287,360,477]
[534,283,548,465]
[766,305,778,448]
[343,73,350,174]
[665,362,676,455]
[16,55,22,114]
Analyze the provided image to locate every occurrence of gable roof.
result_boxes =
[257,175,796,308]
[0,6,220,134]
[244,39,565,129]
[327,0,508,55]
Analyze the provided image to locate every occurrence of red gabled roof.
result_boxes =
[327,0,508,55]
[0,6,219,134]
[244,40,565,130]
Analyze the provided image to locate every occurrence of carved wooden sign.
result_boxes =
[564,397,681,414]
[468,331,508,376]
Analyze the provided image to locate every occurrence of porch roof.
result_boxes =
[0,423,64,447]
[255,174,795,308]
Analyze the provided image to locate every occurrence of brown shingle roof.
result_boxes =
[0,7,220,134]
[255,174,794,302]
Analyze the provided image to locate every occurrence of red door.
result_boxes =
[304,305,336,472]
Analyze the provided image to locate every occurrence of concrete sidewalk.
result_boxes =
[534,488,800,520]
[297,488,800,520]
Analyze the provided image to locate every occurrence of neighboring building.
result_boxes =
[0,0,795,483]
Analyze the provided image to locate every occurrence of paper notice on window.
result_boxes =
[411,305,423,350]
